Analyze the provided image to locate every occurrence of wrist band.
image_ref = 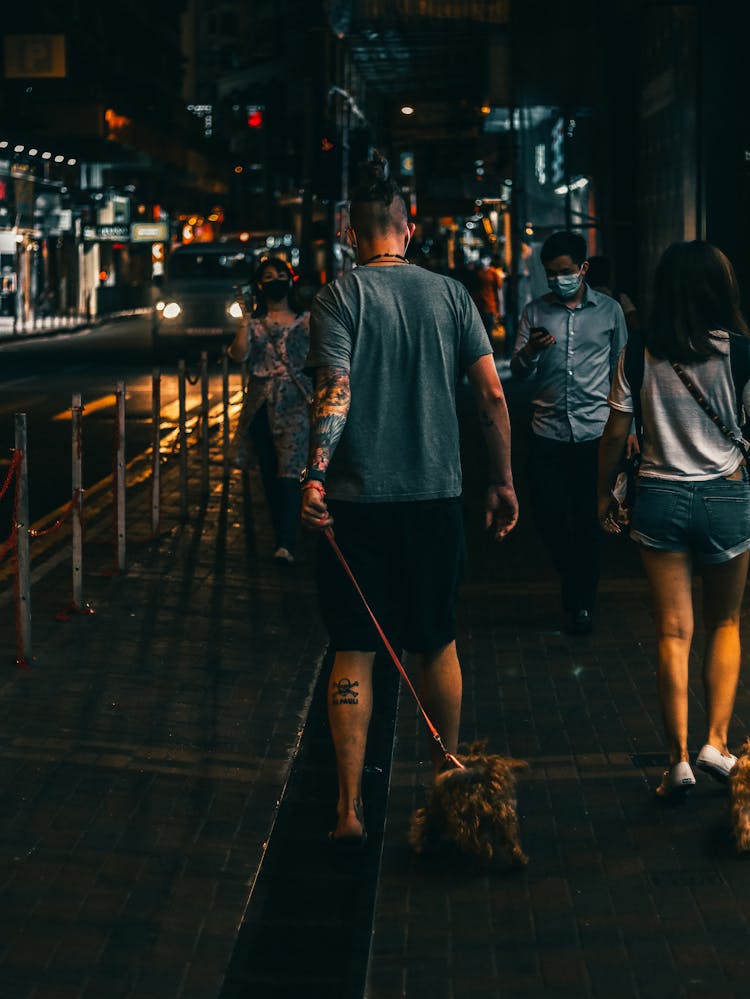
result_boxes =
[301,480,326,492]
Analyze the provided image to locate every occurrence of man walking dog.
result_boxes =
[300,153,518,845]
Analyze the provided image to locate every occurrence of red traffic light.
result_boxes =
[247,109,264,129]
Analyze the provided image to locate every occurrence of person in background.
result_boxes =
[229,256,311,565]
[587,254,641,333]
[511,230,632,635]
[472,254,504,338]
[301,153,518,846]
[598,240,750,799]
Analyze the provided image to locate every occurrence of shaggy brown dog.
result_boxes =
[409,742,529,867]
[729,738,750,854]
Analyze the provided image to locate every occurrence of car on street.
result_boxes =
[151,241,253,358]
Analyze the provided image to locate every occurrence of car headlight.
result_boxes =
[155,300,165,312]
[162,302,182,319]
[228,301,244,319]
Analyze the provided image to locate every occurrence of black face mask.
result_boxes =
[261,279,289,302]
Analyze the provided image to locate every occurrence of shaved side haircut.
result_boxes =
[349,151,408,239]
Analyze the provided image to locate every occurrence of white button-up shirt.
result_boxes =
[514,286,628,442]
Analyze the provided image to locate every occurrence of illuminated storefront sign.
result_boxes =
[131,222,169,242]
[84,224,130,241]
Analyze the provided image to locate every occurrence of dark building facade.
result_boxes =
[1,0,748,327]
[0,1,229,327]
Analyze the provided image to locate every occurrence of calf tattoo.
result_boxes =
[332,677,359,705]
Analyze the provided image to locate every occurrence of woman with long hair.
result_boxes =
[229,256,311,564]
[598,240,750,798]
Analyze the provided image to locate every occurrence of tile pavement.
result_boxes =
[0,440,327,998]
[367,379,750,998]
[3,368,750,997]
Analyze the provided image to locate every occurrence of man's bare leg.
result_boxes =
[413,640,463,779]
[328,650,376,839]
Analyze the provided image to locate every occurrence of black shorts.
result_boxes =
[316,497,466,654]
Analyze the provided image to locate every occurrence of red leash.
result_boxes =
[324,526,464,770]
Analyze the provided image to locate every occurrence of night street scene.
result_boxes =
[3,1,750,997]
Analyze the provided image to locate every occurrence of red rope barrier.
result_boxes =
[29,500,73,539]
[0,450,21,504]
[0,451,22,568]
[0,515,18,568]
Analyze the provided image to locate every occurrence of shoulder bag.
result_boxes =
[670,361,749,461]
[260,317,313,408]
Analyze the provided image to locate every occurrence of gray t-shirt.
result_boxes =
[308,264,492,501]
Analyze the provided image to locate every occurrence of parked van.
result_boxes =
[151,242,253,358]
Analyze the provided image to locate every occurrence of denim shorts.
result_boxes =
[630,467,750,563]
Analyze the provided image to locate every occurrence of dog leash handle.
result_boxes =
[324,526,464,770]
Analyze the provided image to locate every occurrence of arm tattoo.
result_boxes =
[309,367,351,475]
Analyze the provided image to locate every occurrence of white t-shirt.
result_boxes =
[608,330,750,481]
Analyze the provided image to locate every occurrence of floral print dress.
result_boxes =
[234,312,312,477]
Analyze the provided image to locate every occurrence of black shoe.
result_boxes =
[567,609,593,635]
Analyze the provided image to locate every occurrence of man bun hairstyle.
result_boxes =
[540,230,588,266]
[349,150,408,237]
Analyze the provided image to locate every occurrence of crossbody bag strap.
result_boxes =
[671,360,749,460]
[260,317,313,406]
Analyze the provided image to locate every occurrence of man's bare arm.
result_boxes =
[308,366,351,477]
[466,354,519,539]
[467,354,513,483]
[301,366,351,532]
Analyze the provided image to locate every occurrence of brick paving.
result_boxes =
[367,376,750,999]
[0,437,327,998]
[3,366,750,997]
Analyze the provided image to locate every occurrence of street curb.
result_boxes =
[0,308,150,345]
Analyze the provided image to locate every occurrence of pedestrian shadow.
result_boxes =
[239,467,258,564]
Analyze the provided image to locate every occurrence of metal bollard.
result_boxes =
[178,359,188,521]
[222,346,230,476]
[71,393,84,609]
[200,350,209,496]
[114,381,126,572]
[151,367,161,538]
[14,413,32,666]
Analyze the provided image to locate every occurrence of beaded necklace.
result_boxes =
[361,252,409,265]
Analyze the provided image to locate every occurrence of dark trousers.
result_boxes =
[249,404,300,553]
[528,433,601,615]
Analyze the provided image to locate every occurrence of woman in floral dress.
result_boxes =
[229,257,311,564]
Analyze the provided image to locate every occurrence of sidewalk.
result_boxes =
[0,434,328,997]
[367,379,750,998]
[3,370,750,998]
[0,309,150,344]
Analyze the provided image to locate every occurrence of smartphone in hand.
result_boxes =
[529,325,556,348]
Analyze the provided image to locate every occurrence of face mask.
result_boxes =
[261,279,289,302]
[548,271,582,300]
